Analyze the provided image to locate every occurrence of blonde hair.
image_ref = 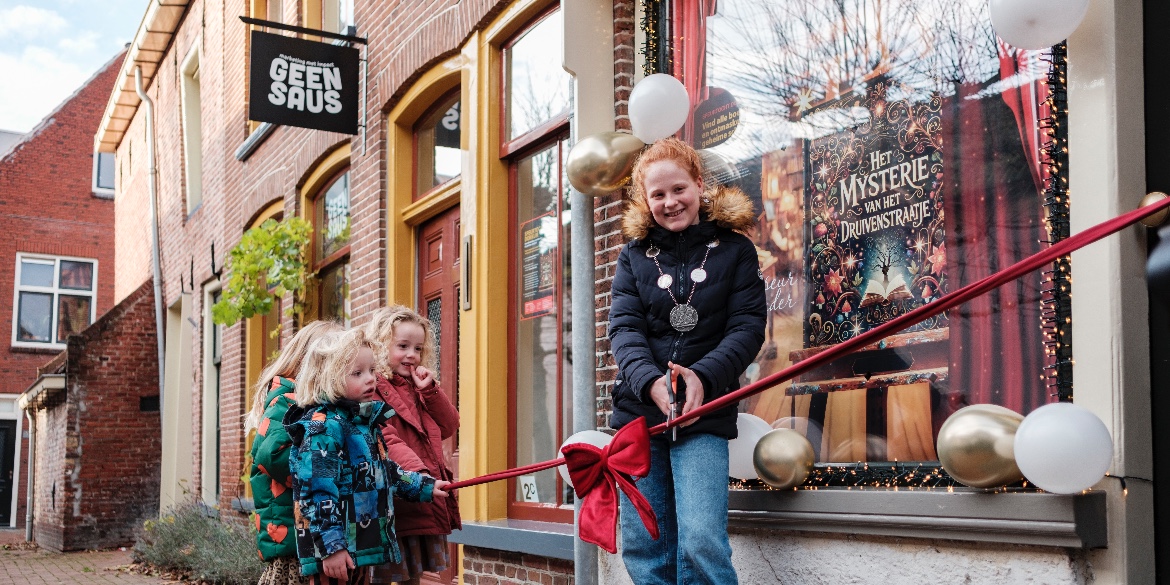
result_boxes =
[295,327,376,407]
[244,320,343,431]
[364,305,437,377]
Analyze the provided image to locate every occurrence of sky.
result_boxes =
[0,0,148,133]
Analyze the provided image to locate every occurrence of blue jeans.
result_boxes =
[619,433,737,585]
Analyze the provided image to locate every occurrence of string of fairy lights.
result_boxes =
[639,0,669,76]
[1039,42,1075,402]
[635,3,1071,489]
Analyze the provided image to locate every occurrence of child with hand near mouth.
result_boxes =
[365,306,461,585]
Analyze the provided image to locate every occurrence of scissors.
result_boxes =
[668,368,680,441]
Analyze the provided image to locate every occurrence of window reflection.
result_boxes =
[315,171,351,260]
[675,0,1057,464]
[513,138,571,505]
[505,9,571,141]
[415,94,462,196]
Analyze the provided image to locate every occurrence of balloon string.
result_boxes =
[442,195,1170,492]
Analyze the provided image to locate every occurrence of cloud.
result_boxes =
[59,31,101,54]
[0,6,68,39]
[0,46,89,133]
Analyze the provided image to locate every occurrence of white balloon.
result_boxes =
[628,74,691,143]
[729,413,773,480]
[1014,402,1113,494]
[558,430,613,488]
[988,0,1090,50]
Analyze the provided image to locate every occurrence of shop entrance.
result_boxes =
[417,204,460,585]
[0,419,15,526]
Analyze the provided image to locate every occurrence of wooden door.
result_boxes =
[417,205,460,585]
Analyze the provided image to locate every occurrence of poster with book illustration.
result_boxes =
[803,80,949,348]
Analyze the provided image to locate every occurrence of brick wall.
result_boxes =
[112,0,524,512]
[0,50,124,529]
[29,281,160,551]
[462,546,574,585]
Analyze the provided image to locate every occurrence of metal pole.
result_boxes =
[23,410,34,542]
[134,66,167,410]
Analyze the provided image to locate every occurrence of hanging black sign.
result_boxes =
[248,30,359,135]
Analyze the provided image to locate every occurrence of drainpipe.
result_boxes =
[23,410,35,542]
[135,66,167,412]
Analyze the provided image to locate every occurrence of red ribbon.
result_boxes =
[561,417,658,554]
[442,195,1170,553]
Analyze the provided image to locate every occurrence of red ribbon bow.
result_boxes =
[561,417,659,554]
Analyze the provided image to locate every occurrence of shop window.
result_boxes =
[503,8,570,144]
[414,91,462,198]
[504,6,574,522]
[12,254,97,348]
[312,169,351,324]
[181,47,203,214]
[662,0,1068,481]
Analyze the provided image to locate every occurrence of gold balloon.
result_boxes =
[936,404,1024,488]
[566,132,645,196]
[752,429,816,490]
[1139,191,1169,227]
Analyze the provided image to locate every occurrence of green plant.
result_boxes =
[212,217,313,327]
[134,501,263,585]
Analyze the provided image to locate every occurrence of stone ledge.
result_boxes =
[449,519,575,560]
[728,488,1106,548]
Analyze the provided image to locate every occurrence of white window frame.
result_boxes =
[180,45,203,215]
[11,253,99,349]
[91,150,115,198]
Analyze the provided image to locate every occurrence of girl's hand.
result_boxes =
[432,479,452,498]
[668,362,704,427]
[321,549,354,580]
[411,365,435,389]
[648,374,673,418]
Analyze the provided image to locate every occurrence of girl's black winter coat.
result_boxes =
[608,186,767,440]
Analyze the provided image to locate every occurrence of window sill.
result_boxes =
[234,122,276,161]
[449,519,574,560]
[9,344,65,355]
[92,189,114,200]
[728,488,1106,549]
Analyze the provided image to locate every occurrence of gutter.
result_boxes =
[135,66,167,416]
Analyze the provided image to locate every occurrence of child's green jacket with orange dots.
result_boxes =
[248,376,299,561]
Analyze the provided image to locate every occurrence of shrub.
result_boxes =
[133,501,264,585]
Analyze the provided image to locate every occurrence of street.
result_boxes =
[0,529,169,585]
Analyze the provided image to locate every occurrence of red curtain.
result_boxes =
[940,82,1047,417]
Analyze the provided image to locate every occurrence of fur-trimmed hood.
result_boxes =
[621,185,757,241]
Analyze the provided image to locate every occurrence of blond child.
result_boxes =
[285,327,450,585]
[247,320,344,585]
[365,306,460,585]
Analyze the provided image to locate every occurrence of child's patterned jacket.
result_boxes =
[284,398,435,576]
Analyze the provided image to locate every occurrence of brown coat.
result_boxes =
[374,374,462,536]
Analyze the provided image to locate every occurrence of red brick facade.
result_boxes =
[0,52,123,529]
[27,280,160,551]
[462,546,575,585]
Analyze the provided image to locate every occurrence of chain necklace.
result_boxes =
[646,238,719,332]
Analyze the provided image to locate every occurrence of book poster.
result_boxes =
[803,81,948,348]
[520,213,557,319]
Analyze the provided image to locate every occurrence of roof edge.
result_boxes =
[93,0,192,153]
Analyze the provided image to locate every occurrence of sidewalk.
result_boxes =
[0,529,171,584]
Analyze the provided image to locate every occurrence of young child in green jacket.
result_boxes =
[285,327,451,585]
[247,320,342,585]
